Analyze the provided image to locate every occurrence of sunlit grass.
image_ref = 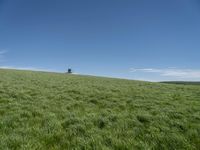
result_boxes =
[0,69,200,149]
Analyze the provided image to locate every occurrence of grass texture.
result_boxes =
[0,69,200,150]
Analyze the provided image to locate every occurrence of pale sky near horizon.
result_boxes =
[0,0,200,81]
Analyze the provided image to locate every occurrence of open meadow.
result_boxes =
[0,69,200,150]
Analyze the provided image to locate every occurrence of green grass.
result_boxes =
[161,81,200,86]
[0,69,200,150]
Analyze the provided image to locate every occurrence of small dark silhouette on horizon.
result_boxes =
[67,68,72,74]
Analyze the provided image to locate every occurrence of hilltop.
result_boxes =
[0,69,200,150]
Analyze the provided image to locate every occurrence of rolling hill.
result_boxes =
[161,81,200,86]
[0,69,200,150]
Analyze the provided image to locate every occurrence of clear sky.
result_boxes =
[0,0,200,81]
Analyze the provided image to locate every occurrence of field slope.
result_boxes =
[0,69,200,150]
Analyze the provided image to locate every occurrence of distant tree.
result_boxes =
[67,68,72,74]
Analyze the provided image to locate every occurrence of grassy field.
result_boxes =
[0,69,200,150]
[161,81,200,86]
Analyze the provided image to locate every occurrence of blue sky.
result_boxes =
[0,0,200,81]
